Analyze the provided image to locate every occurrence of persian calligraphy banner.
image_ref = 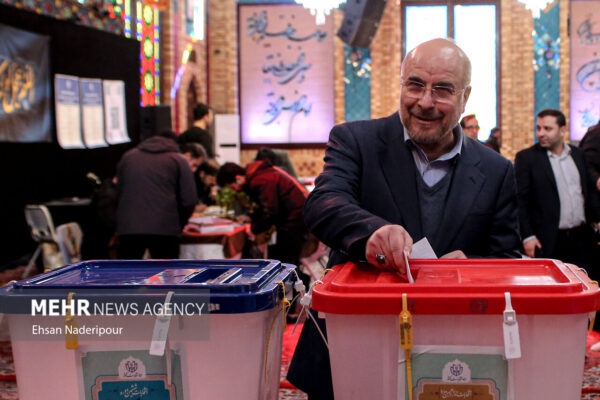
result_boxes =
[570,0,600,140]
[0,23,51,142]
[239,4,334,144]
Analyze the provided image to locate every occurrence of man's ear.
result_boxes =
[560,125,567,136]
[461,86,472,113]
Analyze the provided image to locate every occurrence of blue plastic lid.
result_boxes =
[0,259,295,314]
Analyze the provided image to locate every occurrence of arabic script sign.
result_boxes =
[570,0,600,140]
[239,5,334,144]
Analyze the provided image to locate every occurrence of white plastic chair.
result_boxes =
[56,222,83,265]
[23,205,74,278]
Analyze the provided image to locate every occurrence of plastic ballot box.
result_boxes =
[311,259,600,400]
[0,259,294,400]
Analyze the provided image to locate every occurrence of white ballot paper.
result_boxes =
[411,237,437,259]
[404,238,438,284]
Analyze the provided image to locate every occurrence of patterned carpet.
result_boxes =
[582,331,600,400]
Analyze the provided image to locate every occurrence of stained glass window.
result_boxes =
[136,1,160,106]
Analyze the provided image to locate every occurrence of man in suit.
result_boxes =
[287,38,520,399]
[515,109,600,271]
[580,121,600,193]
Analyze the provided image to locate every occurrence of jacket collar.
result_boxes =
[378,114,485,254]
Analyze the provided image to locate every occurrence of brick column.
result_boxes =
[208,0,237,114]
[370,0,401,119]
[500,0,535,160]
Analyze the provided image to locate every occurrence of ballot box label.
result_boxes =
[82,350,184,400]
[400,346,508,400]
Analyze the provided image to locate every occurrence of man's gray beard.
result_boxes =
[406,128,446,146]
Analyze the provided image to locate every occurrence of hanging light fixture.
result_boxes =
[517,0,553,18]
[296,0,347,25]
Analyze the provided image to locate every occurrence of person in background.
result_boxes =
[460,113,479,140]
[178,103,215,159]
[196,162,219,206]
[288,38,520,400]
[255,147,299,179]
[216,160,309,267]
[580,121,600,193]
[515,109,600,270]
[116,131,198,259]
[485,126,502,153]
[180,142,206,171]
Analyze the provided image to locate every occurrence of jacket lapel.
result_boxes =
[377,114,423,239]
[536,144,559,195]
[433,138,485,254]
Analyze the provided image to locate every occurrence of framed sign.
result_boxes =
[239,4,334,145]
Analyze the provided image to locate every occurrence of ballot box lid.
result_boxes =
[0,259,295,314]
[312,259,600,315]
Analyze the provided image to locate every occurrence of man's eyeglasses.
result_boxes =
[401,80,463,104]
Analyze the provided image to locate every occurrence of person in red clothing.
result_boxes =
[217,159,309,266]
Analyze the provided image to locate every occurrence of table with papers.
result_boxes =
[179,216,248,259]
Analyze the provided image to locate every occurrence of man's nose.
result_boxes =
[417,89,435,108]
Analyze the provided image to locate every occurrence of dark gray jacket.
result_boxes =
[116,136,198,236]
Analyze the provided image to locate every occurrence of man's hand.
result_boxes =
[365,225,413,275]
[596,177,600,192]
[523,237,542,258]
[440,250,467,259]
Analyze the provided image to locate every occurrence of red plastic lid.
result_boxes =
[312,259,600,315]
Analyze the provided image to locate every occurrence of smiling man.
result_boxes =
[287,38,520,400]
[515,108,600,269]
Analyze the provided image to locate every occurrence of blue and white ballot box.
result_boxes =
[0,259,294,400]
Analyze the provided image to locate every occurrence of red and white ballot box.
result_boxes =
[312,259,600,400]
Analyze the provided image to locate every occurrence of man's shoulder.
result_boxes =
[332,113,400,143]
[180,126,207,139]
[464,138,510,166]
[338,113,398,129]
[515,144,539,159]
[568,142,583,154]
